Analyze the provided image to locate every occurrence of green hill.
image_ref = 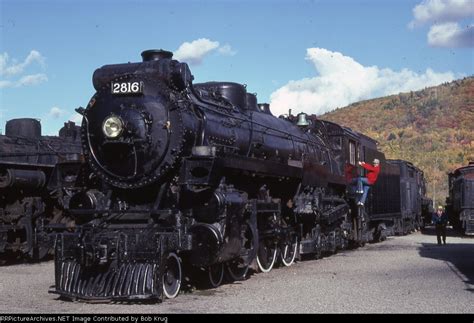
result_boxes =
[320,77,474,207]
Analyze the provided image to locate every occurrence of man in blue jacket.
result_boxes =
[432,206,448,245]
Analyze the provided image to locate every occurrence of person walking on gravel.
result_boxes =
[432,206,448,245]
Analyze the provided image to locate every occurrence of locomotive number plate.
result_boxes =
[111,81,143,95]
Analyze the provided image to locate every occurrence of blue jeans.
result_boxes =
[351,177,371,204]
[358,177,371,204]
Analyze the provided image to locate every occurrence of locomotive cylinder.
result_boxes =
[0,169,47,190]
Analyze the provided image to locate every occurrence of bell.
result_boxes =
[296,112,310,126]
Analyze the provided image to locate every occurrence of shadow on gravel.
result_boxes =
[419,227,474,292]
[0,253,54,266]
[420,225,467,238]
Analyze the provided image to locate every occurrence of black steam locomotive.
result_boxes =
[0,118,82,261]
[446,162,474,235]
[52,50,428,301]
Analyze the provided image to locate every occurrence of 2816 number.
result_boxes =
[111,81,143,94]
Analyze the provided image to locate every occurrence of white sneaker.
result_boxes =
[357,201,364,206]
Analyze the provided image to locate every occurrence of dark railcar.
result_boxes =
[446,162,474,235]
[421,198,434,229]
[0,119,82,261]
[384,160,425,234]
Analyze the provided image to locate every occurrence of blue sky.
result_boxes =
[1,0,473,134]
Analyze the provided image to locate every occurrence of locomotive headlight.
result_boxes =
[102,116,124,139]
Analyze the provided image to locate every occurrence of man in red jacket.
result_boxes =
[356,158,381,206]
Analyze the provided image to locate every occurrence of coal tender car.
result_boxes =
[0,119,82,261]
[53,49,428,302]
[373,159,426,236]
[446,162,474,235]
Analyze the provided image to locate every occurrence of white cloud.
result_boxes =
[218,44,237,56]
[0,50,47,88]
[269,48,457,117]
[0,53,8,74]
[0,50,45,77]
[0,73,48,88]
[174,38,236,65]
[49,107,66,119]
[409,0,474,48]
[428,22,474,47]
[0,80,13,88]
[174,38,219,65]
[412,0,474,26]
[17,73,48,87]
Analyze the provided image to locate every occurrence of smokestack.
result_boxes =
[141,49,173,62]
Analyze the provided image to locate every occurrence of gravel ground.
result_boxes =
[0,227,472,314]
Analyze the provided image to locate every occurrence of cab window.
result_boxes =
[349,140,356,165]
